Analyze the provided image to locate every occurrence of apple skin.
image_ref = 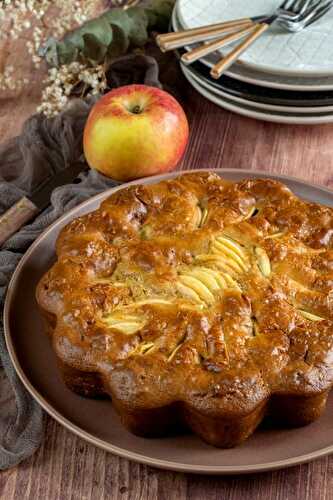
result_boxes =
[83,84,189,181]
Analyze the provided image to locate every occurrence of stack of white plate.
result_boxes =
[173,0,333,124]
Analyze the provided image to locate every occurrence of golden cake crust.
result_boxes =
[36,172,333,447]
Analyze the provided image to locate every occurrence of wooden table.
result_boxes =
[1,47,333,500]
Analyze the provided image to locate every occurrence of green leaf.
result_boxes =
[82,33,109,64]
[126,7,149,47]
[43,39,59,67]
[146,0,175,31]
[41,1,176,68]
[106,24,130,61]
[66,16,113,49]
[103,8,133,37]
[56,41,78,65]
[149,0,175,18]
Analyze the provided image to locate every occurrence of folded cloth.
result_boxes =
[0,54,161,470]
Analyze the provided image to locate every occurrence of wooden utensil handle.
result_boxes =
[181,24,257,65]
[210,23,269,79]
[157,18,255,52]
[0,197,39,247]
[157,17,253,43]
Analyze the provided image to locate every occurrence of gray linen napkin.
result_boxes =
[0,54,161,470]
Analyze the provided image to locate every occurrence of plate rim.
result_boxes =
[183,63,333,114]
[172,7,333,92]
[182,68,333,125]
[176,0,333,78]
[4,168,333,475]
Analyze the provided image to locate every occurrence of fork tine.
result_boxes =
[288,0,312,13]
[287,0,323,19]
[279,0,314,16]
[304,0,333,24]
[298,0,317,13]
[286,0,299,12]
[298,0,328,20]
[279,0,292,10]
[317,0,333,9]
[281,0,332,28]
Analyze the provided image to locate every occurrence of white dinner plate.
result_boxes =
[183,63,333,114]
[182,65,333,124]
[172,6,333,91]
[177,0,333,77]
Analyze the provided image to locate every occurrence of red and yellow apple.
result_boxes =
[83,84,189,181]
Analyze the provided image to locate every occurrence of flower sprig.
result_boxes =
[0,1,175,116]
[0,0,97,80]
[37,62,107,117]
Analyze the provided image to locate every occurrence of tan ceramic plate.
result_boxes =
[4,169,333,475]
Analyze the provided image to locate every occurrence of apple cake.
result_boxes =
[36,172,333,447]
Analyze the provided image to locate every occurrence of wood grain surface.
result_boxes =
[2,21,333,500]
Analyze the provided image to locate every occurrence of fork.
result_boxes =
[108,0,140,8]
[209,0,332,78]
[177,0,316,66]
[279,0,333,30]
[156,0,316,52]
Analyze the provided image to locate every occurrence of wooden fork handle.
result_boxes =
[181,24,257,65]
[157,17,253,43]
[210,23,270,79]
[157,18,255,52]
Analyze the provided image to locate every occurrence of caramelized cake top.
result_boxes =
[37,172,333,417]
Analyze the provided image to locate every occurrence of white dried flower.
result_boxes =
[0,0,96,89]
[0,64,27,91]
[37,61,107,117]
